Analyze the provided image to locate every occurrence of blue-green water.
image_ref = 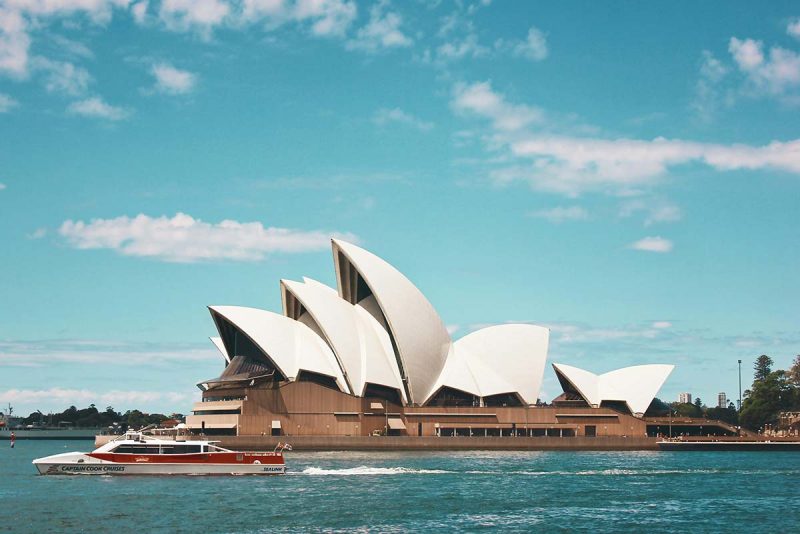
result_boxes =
[2,441,799,533]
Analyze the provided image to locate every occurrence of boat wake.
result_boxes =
[299,466,451,476]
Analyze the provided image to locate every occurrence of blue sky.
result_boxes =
[1,0,799,416]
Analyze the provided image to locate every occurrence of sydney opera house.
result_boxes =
[186,239,687,440]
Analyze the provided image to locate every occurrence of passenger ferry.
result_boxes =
[33,431,287,475]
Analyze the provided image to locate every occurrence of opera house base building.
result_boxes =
[183,239,741,450]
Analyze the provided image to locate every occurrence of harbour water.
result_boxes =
[2,441,799,532]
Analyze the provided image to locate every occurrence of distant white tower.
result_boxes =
[718,392,727,408]
[679,392,692,404]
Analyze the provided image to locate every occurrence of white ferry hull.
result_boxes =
[33,451,285,475]
[34,461,285,475]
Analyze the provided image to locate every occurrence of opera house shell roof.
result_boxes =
[552,363,674,416]
[202,239,673,413]
[203,239,551,407]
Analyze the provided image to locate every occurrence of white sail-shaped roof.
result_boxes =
[332,239,451,405]
[280,278,406,402]
[428,324,549,405]
[208,305,348,393]
[553,363,674,416]
[209,336,230,364]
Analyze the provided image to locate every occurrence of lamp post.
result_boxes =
[738,359,742,412]
[669,409,673,439]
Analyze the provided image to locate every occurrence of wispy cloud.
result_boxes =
[528,205,588,223]
[0,182,6,190]
[33,57,91,96]
[346,2,412,52]
[789,18,800,40]
[0,1,123,78]
[619,199,682,226]
[373,107,433,131]
[240,0,358,38]
[131,1,148,25]
[729,36,800,98]
[158,0,231,37]
[151,62,196,94]
[57,212,359,262]
[452,80,800,196]
[692,50,729,122]
[0,92,17,112]
[452,80,542,132]
[629,236,673,253]
[0,6,32,78]
[505,26,548,61]
[0,339,218,368]
[27,227,47,239]
[67,97,130,120]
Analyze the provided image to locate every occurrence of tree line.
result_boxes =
[647,355,800,431]
[19,404,183,430]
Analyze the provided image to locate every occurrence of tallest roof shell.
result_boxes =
[332,239,451,404]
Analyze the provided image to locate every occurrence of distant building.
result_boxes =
[718,392,727,408]
[679,392,692,404]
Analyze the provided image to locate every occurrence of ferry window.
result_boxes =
[159,445,203,454]
[113,444,161,454]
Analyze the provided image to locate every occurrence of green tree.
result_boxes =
[671,401,703,418]
[754,355,773,382]
[789,355,800,385]
[740,370,794,431]
[693,397,703,408]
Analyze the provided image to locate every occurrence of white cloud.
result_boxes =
[242,0,357,37]
[3,0,126,22]
[131,0,148,24]
[528,205,587,223]
[729,37,800,96]
[372,107,433,131]
[0,92,17,112]
[0,1,127,78]
[242,0,286,19]
[453,81,800,196]
[57,212,359,262]
[619,199,682,225]
[692,50,729,122]
[452,80,542,132]
[507,135,800,195]
[0,339,217,367]
[346,2,412,52]
[151,62,196,94]
[33,57,91,95]
[629,236,673,253]
[158,0,230,36]
[49,34,94,59]
[652,321,672,329]
[0,182,6,190]
[0,6,30,77]
[789,18,800,40]
[511,26,547,61]
[27,227,47,239]
[67,96,130,120]
[293,0,357,37]
[435,33,490,61]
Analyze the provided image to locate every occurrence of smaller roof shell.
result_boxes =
[208,305,348,393]
[552,363,674,415]
[427,324,549,405]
